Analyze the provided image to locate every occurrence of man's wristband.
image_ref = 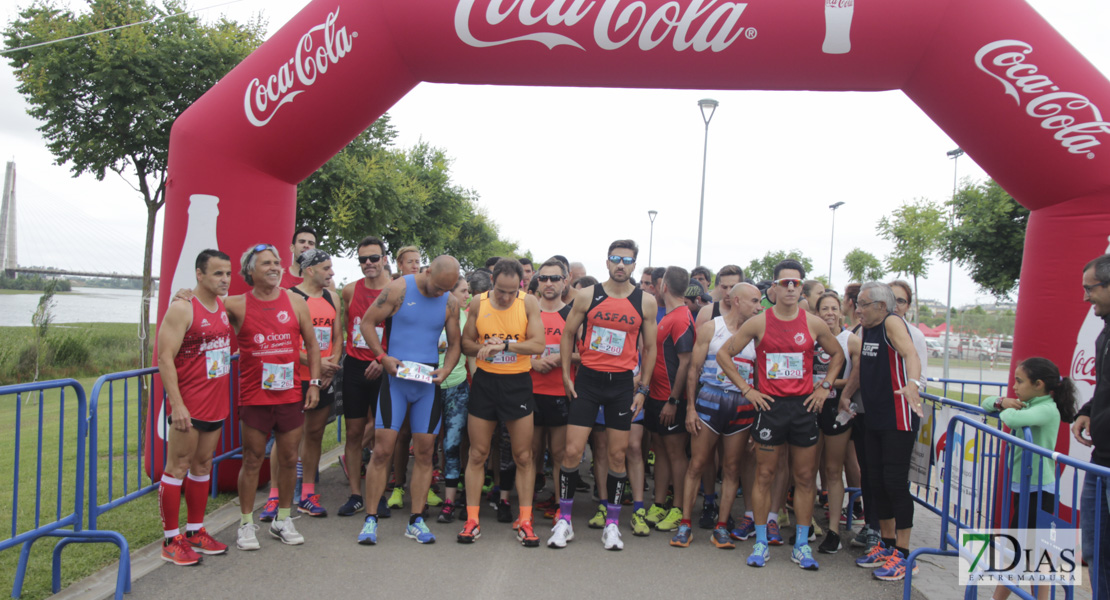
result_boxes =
[635,384,650,397]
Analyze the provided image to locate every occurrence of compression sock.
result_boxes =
[558,467,578,522]
[159,473,183,538]
[183,472,209,530]
[608,471,626,506]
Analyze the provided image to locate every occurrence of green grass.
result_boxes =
[0,323,147,386]
[0,376,343,599]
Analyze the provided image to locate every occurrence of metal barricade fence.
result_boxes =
[904,413,1110,600]
[928,378,1008,405]
[0,379,128,599]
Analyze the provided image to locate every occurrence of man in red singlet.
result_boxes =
[280,226,316,289]
[716,259,844,570]
[155,249,234,565]
[225,244,321,551]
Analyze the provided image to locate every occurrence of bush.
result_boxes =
[16,344,38,377]
[50,332,91,368]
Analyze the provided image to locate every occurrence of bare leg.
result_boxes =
[364,428,398,516]
[238,425,269,516]
[626,424,645,504]
[409,433,437,515]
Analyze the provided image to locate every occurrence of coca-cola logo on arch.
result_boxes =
[244,8,356,127]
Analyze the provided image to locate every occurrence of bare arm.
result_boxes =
[514,295,547,356]
[291,292,320,409]
[360,279,405,372]
[840,333,862,405]
[156,300,193,431]
[461,295,483,357]
[884,314,923,415]
[560,287,591,399]
[686,320,715,402]
[435,297,462,384]
[223,295,245,333]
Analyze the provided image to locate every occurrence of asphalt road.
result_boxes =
[130,460,929,600]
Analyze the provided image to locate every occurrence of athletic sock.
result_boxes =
[268,487,279,499]
[768,511,778,523]
[605,502,621,526]
[240,513,253,527]
[183,472,209,530]
[896,546,909,557]
[467,505,480,523]
[409,513,420,525]
[277,507,291,522]
[755,524,768,545]
[519,506,533,523]
[796,525,810,548]
[159,473,183,538]
[302,482,315,501]
[717,521,727,529]
[704,492,717,507]
[680,519,692,527]
[633,501,645,512]
[607,471,626,506]
[882,537,896,549]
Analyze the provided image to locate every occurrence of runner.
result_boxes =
[226,244,321,551]
[280,226,317,289]
[437,276,471,523]
[155,249,234,565]
[680,282,763,550]
[548,240,658,551]
[458,258,545,546]
[695,265,744,327]
[356,255,462,545]
[337,237,391,518]
[716,260,844,570]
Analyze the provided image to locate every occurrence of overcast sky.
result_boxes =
[2,0,1108,308]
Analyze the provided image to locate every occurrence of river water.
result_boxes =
[0,287,155,326]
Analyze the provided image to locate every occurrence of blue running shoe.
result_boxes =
[856,543,892,568]
[377,496,392,519]
[747,541,770,567]
[711,526,735,549]
[730,515,755,541]
[767,519,783,546]
[405,517,436,544]
[873,550,918,581]
[297,494,328,517]
[670,523,692,547]
[358,515,378,545]
[791,544,820,570]
[259,496,278,522]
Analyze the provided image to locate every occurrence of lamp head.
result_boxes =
[698,98,719,124]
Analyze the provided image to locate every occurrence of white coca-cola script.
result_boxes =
[244,8,355,127]
[975,40,1110,158]
[455,0,753,53]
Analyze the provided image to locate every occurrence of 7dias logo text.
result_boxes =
[958,527,1081,587]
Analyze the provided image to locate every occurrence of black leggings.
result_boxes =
[852,412,881,531]
[864,427,916,530]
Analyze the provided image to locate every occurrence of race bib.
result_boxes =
[205,347,230,379]
[714,357,753,386]
[590,326,627,356]
[261,362,294,391]
[764,352,805,379]
[542,344,560,358]
[352,325,384,350]
[489,350,518,364]
[313,326,331,351]
[397,360,434,384]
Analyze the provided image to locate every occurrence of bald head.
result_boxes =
[424,255,460,298]
[730,282,763,321]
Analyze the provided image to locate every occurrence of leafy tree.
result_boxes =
[944,179,1029,299]
[31,279,60,382]
[876,198,947,321]
[842,247,885,283]
[745,249,815,283]
[4,0,265,371]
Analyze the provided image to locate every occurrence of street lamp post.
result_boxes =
[695,98,718,267]
[647,210,659,266]
[943,148,964,379]
[828,201,845,287]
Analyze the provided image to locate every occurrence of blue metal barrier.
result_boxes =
[928,377,1008,404]
[904,413,1110,600]
[0,380,128,599]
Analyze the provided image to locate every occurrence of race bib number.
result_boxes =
[352,325,384,350]
[765,353,805,379]
[590,326,627,356]
[313,326,331,351]
[489,350,518,364]
[718,357,753,385]
[261,362,294,391]
[397,360,434,384]
[205,347,230,379]
[542,344,560,358]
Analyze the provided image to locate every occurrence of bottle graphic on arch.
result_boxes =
[822,0,854,55]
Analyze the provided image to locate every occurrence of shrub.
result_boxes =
[50,332,91,368]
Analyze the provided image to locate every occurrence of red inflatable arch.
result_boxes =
[155,0,1110,491]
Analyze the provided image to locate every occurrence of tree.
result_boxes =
[31,279,59,382]
[745,249,815,283]
[4,0,265,372]
[876,198,947,322]
[842,247,885,283]
[945,179,1029,299]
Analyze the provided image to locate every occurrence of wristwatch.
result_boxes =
[308,379,321,387]
[666,397,680,406]
[820,380,832,390]
[504,340,511,352]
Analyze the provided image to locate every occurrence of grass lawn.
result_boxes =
[0,323,146,386]
[0,376,343,600]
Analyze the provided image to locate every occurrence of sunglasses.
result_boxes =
[774,278,802,288]
[535,274,565,282]
[608,255,636,266]
[358,254,383,264]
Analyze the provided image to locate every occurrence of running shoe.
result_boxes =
[358,515,378,545]
[852,501,865,528]
[387,487,404,509]
[548,519,574,548]
[791,544,820,570]
[780,510,792,527]
[588,503,607,529]
[873,549,918,581]
[483,473,494,494]
[298,494,328,517]
[543,505,558,520]
[497,500,514,523]
[645,503,667,525]
[621,481,634,505]
[457,519,481,543]
[259,496,279,522]
[438,501,456,524]
[602,522,624,550]
[747,541,770,567]
[656,507,683,532]
[387,475,398,491]
[432,468,443,485]
[850,526,870,548]
[630,508,651,537]
[162,535,202,566]
[785,486,795,511]
[269,516,304,545]
[699,502,718,530]
[236,523,260,551]
[856,543,892,568]
[818,531,841,554]
[185,527,227,555]
[817,490,828,510]
[767,519,784,545]
[646,450,656,467]
[670,523,692,547]
[338,494,364,517]
[405,516,436,544]
[517,519,540,547]
[711,526,735,549]
[730,515,755,541]
[377,496,392,519]
[536,494,557,510]
[427,489,444,507]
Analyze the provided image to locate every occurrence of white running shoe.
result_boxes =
[237,523,260,551]
[269,516,305,545]
[602,523,623,551]
[548,519,574,548]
